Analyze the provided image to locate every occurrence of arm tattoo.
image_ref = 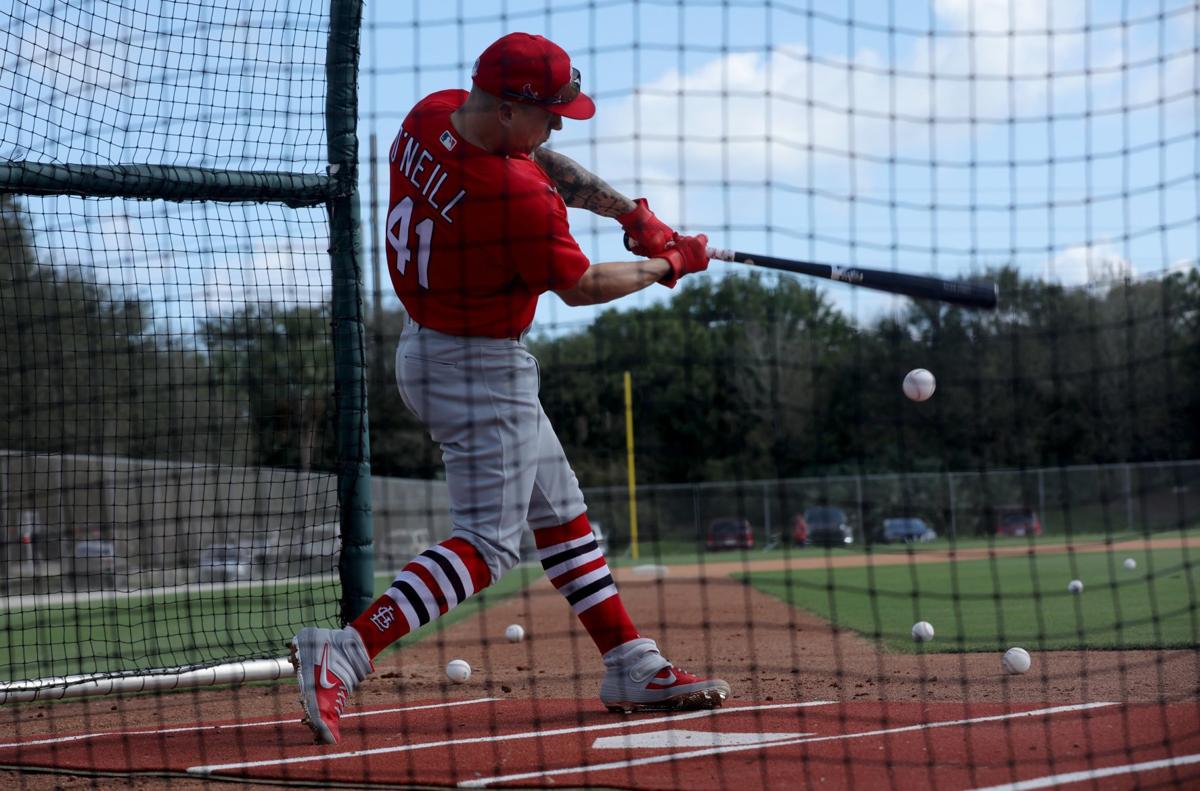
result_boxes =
[533,147,636,217]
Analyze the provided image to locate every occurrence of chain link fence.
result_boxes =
[583,460,1200,552]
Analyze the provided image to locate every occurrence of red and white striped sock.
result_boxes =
[350,536,492,659]
[535,513,639,654]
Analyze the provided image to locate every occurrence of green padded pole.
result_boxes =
[0,162,334,206]
[326,0,373,624]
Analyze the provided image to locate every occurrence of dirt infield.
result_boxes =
[7,697,1198,789]
[3,536,1198,789]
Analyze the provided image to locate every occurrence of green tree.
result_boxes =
[201,305,336,470]
[1176,268,1200,459]
[532,273,857,484]
[533,266,1198,487]
[0,196,162,457]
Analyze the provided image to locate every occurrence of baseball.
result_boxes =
[504,623,525,643]
[1124,558,1137,570]
[1002,647,1031,674]
[445,658,472,684]
[911,621,935,642]
[903,369,936,401]
[1067,579,1084,593]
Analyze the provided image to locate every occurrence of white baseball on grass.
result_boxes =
[911,621,935,642]
[505,623,525,643]
[1002,647,1031,674]
[445,658,472,683]
[903,369,937,402]
[1124,558,1137,570]
[1067,579,1084,593]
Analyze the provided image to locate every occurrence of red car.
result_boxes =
[990,506,1042,537]
[705,518,754,551]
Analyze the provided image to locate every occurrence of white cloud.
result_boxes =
[1043,242,1135,285]
[576,0,1098,207]
[201,236,331,313]
[1168,258,1197,273]
[49,205,329,328]
[934,0,1069,30]
[540,0,1200,293]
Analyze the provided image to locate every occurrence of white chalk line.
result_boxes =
[0,697,498,750]
[968,751,1200,790]
[187,700,836,775]
[457,702,1120,788]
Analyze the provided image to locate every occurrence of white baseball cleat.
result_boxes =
[599,638,731,714]
[289,626,373,745]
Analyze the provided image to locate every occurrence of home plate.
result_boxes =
[592,729,810,749]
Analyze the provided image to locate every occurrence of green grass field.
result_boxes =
[1,565,539,682]
[738,548,1200,652]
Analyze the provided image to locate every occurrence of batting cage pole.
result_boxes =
[326,0,374,624]
[624,371,640,561]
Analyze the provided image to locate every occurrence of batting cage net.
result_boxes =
[0,0,363,703]
[4,1,1200,790]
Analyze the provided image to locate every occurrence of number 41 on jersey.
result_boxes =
[387,196,433,288]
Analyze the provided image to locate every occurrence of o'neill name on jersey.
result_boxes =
[390,129,467,223]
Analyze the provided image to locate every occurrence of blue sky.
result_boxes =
[357,0,1199,328]
[2,0,1197,331]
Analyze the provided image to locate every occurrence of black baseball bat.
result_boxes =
[706,247,999,310]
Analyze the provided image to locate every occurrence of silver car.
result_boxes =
[197,544,253,582]
[881,517,937,544]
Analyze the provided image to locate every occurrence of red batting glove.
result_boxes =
[658,233,709,288]
[618,198,676,256]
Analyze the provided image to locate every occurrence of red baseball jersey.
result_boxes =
[385,90,590,338]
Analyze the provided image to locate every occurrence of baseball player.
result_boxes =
[291,32,725,745]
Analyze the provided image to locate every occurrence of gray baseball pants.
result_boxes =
[395,318,588,582]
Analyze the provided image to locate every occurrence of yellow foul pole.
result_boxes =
[623,370,639,560]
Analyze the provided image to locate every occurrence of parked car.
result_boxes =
[705,518,754,551]
[988,506,1043,537]
[198,543,253,582]
[245,536,279,568]
[72,538,119,585]
[790,513,808,546]
[881,517,937,544]
[286,523,343,576]
[804,507,854,547]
